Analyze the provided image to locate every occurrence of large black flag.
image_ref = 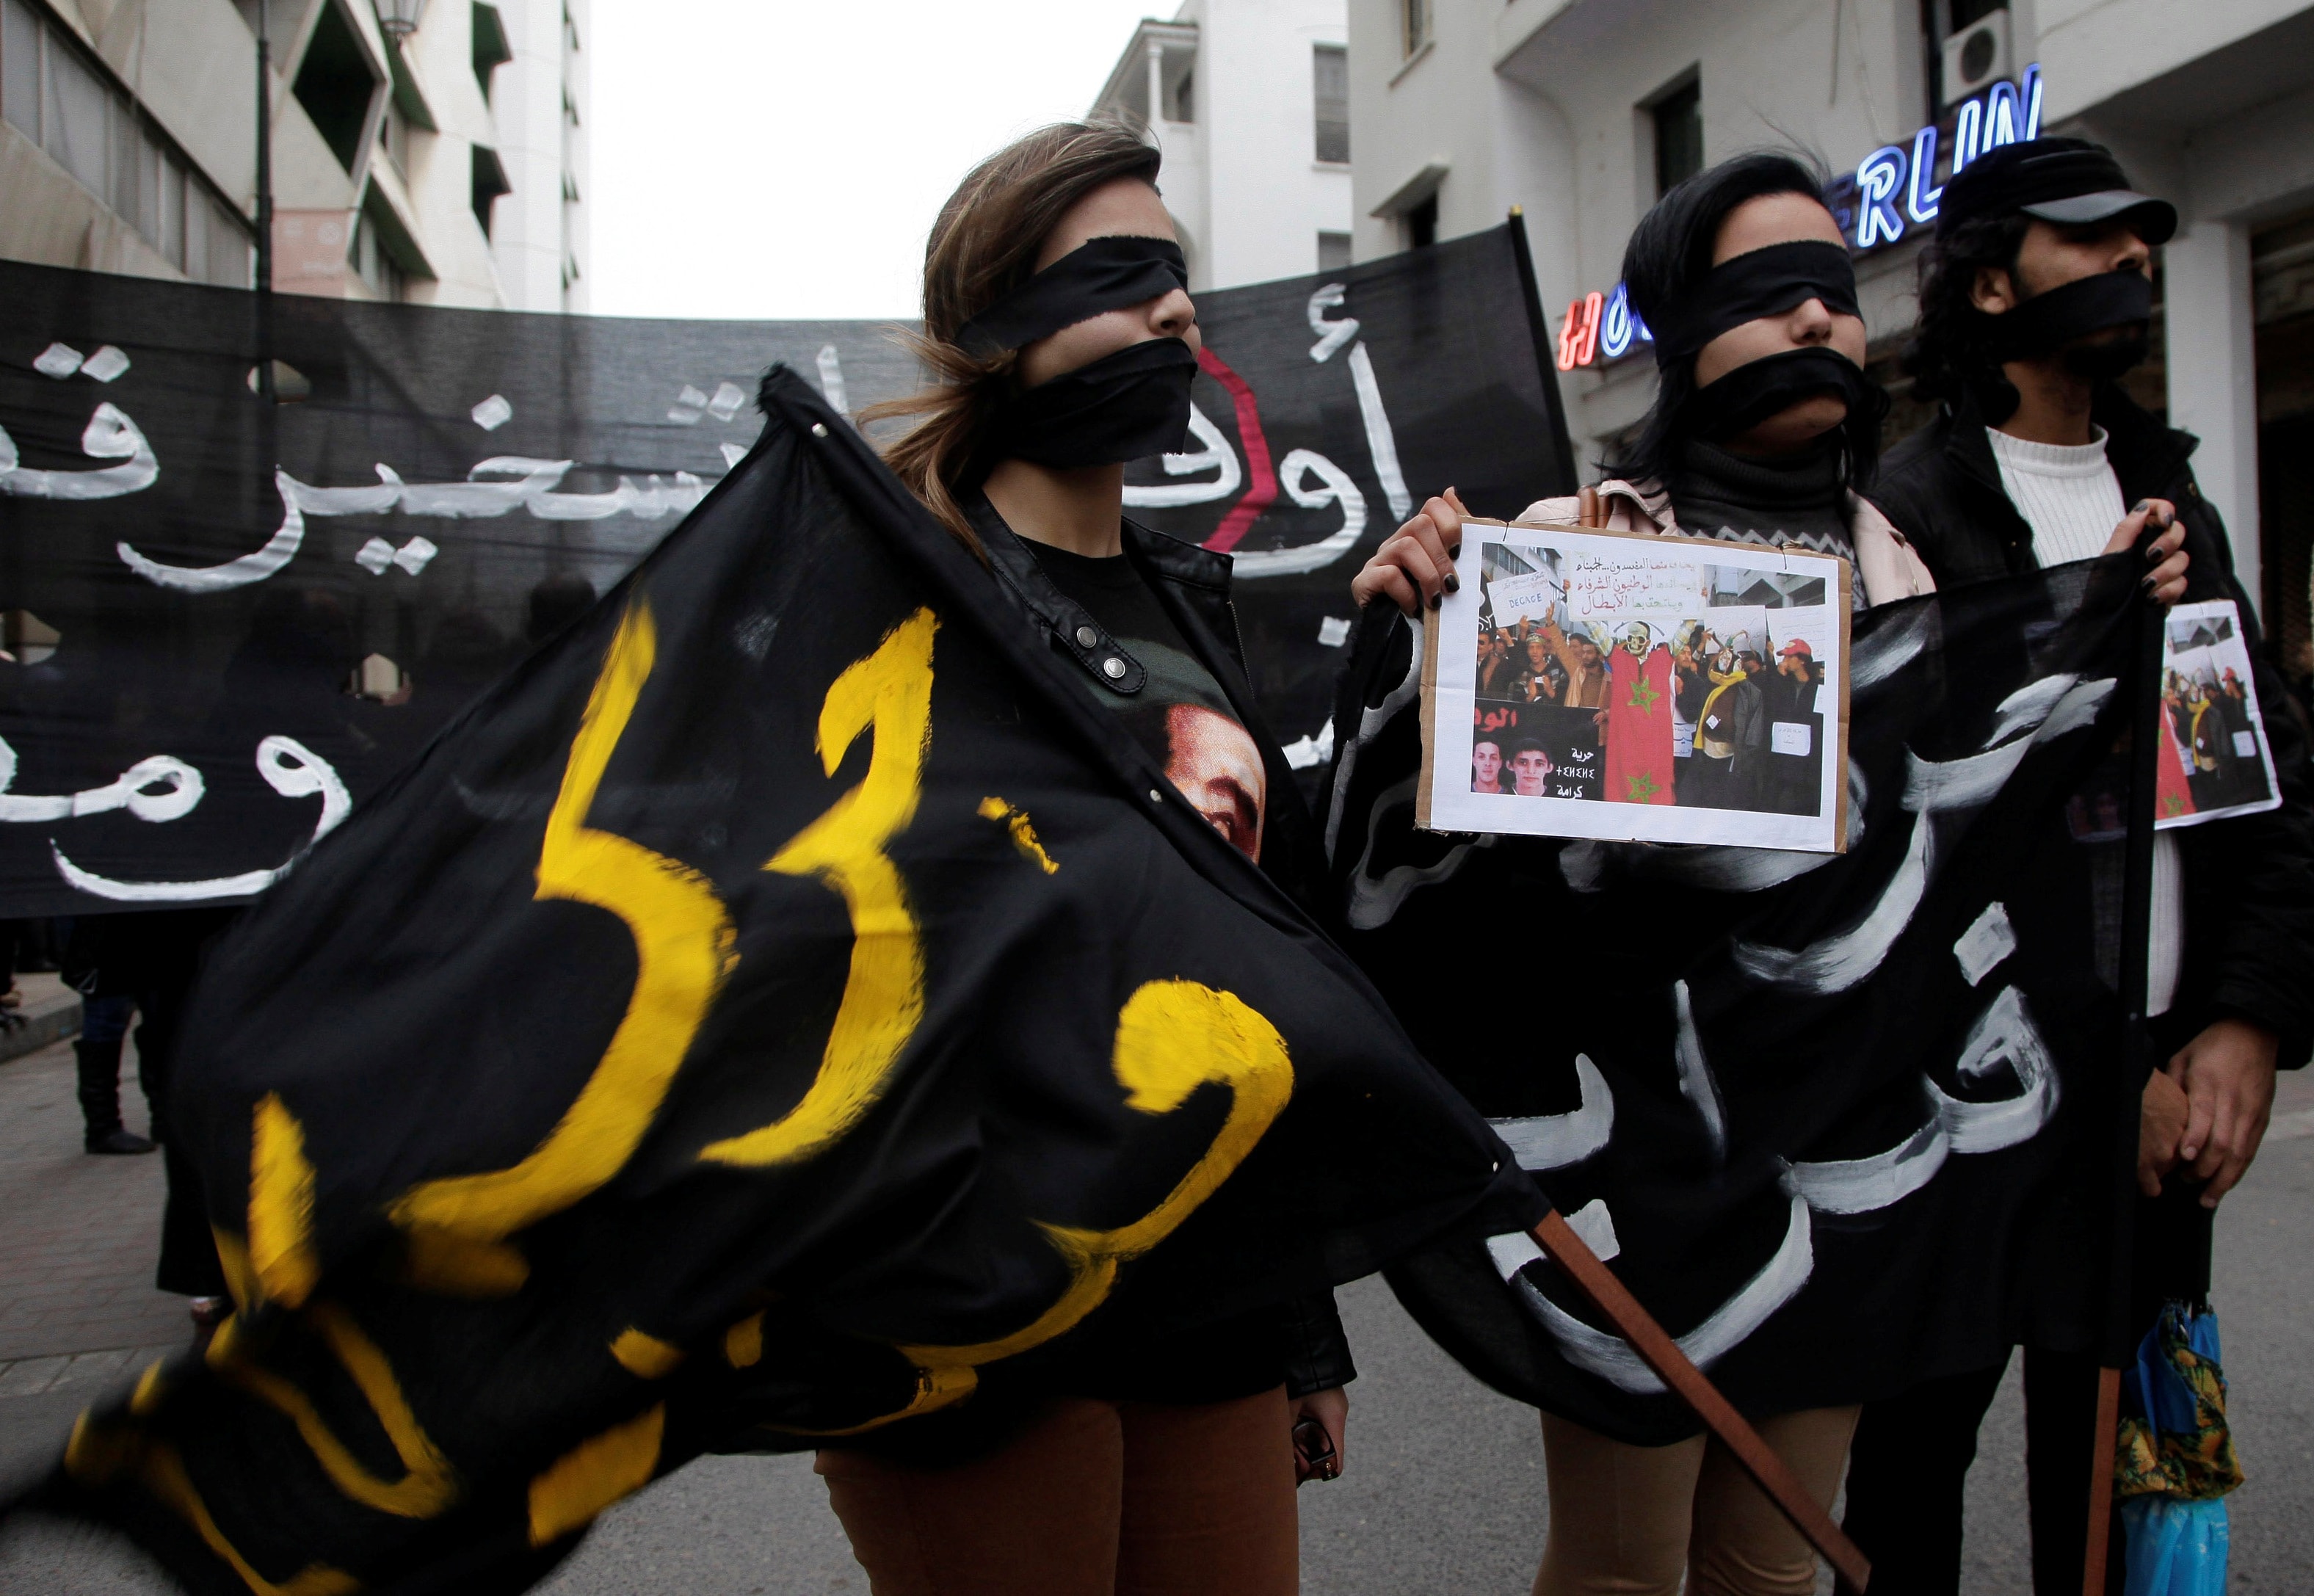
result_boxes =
[26,368,1539,1592]
[1325,558,2152,1442]
[0,226,1569,915]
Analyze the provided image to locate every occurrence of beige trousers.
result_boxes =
[1534,1405,1860,1596]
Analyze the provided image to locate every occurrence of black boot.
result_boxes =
[76,1037,154,1155]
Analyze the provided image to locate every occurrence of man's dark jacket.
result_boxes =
[1871,382,2314,1064]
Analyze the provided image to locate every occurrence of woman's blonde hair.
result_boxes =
[860,120,1164,550]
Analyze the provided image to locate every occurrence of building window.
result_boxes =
[382,100,409,178]
[1318,231,1352,273]
[1313,44,1349,164]
[472,143,510,239]
[348,192,408,301]
[473,2,512,103]
[1401,0,1429,58]
[1406,193,1437,250]
[0,0,250,286]
[291,1,381,175]
[1652,79,1702,197]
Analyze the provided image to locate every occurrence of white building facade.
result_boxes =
[1092,0,1355,291]
[1346,0,2314,684]
[0,0,587,311]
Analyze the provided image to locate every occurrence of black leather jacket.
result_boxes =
[1870,385,2314,1064]
[968,493,1357,1395]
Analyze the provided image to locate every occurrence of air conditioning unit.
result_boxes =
[1942,10,2013,106]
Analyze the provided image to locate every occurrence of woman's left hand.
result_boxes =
[1291,1385,1348,1484]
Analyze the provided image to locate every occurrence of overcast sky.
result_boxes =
[588,1,1169,322]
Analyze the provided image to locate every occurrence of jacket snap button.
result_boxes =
[1148,788,1163,805]
[1102,657,1126,679]
[1076,625,1098,648]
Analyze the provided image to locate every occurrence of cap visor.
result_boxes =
[2020,190,2178,244]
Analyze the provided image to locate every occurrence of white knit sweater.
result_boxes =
[1989,425,2181,1015]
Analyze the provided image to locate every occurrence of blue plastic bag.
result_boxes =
[2120,1497,2230,1596]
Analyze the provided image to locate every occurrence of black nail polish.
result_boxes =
[1429,592,1443,610]
[2141,576,2158,595]
[1444,574,1461,592]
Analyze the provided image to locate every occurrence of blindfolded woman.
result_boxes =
[1352,152,1940,1596]
[825,119,1351,1596]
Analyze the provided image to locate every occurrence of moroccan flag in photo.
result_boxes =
[1603,642,1676,805]
[16,369,1538,1595]
[2158,701,2197,821]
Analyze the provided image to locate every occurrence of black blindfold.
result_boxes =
[1650,241,1862,365]
[955,236,1189,357]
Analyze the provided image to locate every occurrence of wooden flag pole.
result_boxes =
[2083,543,2170,1595]
[1530,1211,1872,1592]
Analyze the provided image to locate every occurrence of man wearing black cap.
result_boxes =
[1841,137,2314,1596]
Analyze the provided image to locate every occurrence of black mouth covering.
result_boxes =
[1680,344,1879,443]
[989,335,1197,468]
[1986,267,2154,360]
[1650,241,1862,365]
[957,235,1190,356]
[1935,137,2177,244]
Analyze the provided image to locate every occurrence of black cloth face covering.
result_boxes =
[1650,241,1863,365]
[987,336,1198,469]
[1681,345,1890,487]
[957,236,1190,357]
[1986,269,2153,361]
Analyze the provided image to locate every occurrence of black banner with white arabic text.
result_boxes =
[0,226,1570,915]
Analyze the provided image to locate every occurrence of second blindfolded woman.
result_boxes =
[1353,151,2188,1596]
[821,122,1347,1596]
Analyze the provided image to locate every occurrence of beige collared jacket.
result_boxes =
[1517,477,1937,608]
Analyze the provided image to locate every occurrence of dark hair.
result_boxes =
[1605,150,1865,487]
[859,120,1163,550]
[1904,209,2032,415]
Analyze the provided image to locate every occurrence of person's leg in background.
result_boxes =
[75,993,153,1154]
[2022,1347,2125,1596]
[1835,1361,2010,1596]
[1533,1412,1706,1596]
[1114,1385,1298,1596]
[1686,1405,1860,1596]
[131,953,230,1313]
[816,1398,1125,1596]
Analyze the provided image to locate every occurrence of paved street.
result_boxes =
[2,1037,2308,1594]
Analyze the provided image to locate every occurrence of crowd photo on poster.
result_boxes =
[1432,526,1846,849]
[2154,600,2282,826]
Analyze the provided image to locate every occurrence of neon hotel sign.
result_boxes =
[1556,64,2045,370]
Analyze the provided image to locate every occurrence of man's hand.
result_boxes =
[1290,1385,1347,1484]
[2139,1067,2189,1197]
[1352,490,1468,615]
[2165,1018,2279,1208]
[2106,498,2190,607]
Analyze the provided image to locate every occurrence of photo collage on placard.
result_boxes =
[1467,539,1835,815]
[2154,600,2279,825]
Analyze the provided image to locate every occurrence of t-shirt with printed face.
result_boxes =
[1030,541,1267,866]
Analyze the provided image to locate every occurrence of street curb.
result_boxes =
[0,986,79,1066]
